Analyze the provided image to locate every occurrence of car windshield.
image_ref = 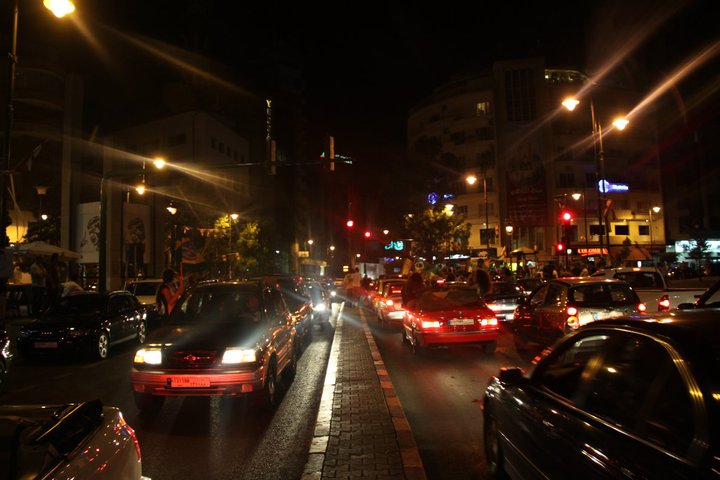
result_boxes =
[612,271,663,288]
[169,286,262,325]
[416,289,482,311]
[569,284,638,306]
[129,282,160,296]
[46,295,106,314]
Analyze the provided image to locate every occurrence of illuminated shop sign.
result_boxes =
[598,180,629,193]
[384,241,405,251]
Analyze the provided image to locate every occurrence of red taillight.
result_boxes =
[658,295,670,311]
[480,318,498,327]
[385,299,394,306]
[421,320,441,329]
[566,306,579,329]
[638,303,647,313]
[567,306,578,316]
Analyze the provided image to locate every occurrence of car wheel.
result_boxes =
[259,365,279,410]
[96,332,110,360]
[411,333,424,355]
[137,321,147,345]
[134,392,164,413]
[483,341,497,354]
[484,411,506,478]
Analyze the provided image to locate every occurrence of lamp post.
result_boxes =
[227,212,238,279]
[1,0,75,246]
[571,191,588,251]
[166,202,177,268]
[505,225,514,268]
[563,97,628,266]
[649,206,661,264]
[99,161,164,292]
[467,172,491,253]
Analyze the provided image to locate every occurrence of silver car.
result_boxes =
[0,400,148,479]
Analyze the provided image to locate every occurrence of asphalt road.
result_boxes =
[367,314,533,480]
[1,310,338,480]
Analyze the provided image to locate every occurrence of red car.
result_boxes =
[401,288,499,354]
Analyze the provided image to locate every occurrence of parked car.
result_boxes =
[512,278,644,353]
[0,400,146,479]
[368,277,406,314]
[131,281,298,412]
[17,291,148,360]
[124,278,163,325]
[305,279,332,327]
[481,282,526,323]
[1,328,11,391]
[484,311,720,479]
[678,278,720,310]
[254,275,313,343]
[376,283,406,327]
[591,266,706,311]
[402,288,499,354]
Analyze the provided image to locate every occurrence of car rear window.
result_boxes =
[612,272,663,288]
[417,289,482,311]
[569,284,638,306]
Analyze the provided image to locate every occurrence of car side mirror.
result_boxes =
[677,302,695,310]
[498,367,524,385]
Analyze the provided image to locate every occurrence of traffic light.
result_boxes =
[346,219,354,228]
[556,242,565,253]
[364,230,371,238]
[560,210,573,224]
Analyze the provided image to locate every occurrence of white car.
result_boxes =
[0,400,149,479]
[125,278,163,323]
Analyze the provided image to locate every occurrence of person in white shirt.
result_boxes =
[61,273,84,297]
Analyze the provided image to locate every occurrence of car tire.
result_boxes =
[137,321,147,345]
[96,332,110,360]
[483,341,497,354]
[134,392,164,413]
[411,333,424,355]
[259,365,279,410]
[484,410,506,478]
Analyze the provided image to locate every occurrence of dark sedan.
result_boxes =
[483,311,720,479]
[16,291,147,360]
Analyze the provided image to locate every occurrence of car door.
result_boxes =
[496,332,611,478]
[538,283,566,344]
[514,284,548,343]
[266,288,293,373]
[105,295,128,340]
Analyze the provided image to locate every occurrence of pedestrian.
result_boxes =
[29,256,47,317]
[61,273,84,297]
[402,272,425,309]
[0,237,13,328]
[156,269,184,321]
[475,265,492,297]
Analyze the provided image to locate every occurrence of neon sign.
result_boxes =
[384,241,405,251]
[598,180,629,193]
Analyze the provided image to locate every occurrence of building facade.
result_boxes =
[408,58,664,267]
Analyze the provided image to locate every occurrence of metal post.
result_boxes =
[1,0,19,246]
[591,99,608,266]
[649,209,655,265]
[484,174,490,252]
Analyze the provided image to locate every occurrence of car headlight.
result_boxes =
[134,348,162,365]
[314,303,326,312]
[222,348,257,364]
[330,290,336,297]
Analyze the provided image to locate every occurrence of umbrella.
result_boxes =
[13,241,82,260]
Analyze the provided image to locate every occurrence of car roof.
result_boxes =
[550,277,631,287]
[126,278,162,284]
[587,310,720,336]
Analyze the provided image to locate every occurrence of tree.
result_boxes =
[686,235,710,276]
[24,217,60,245]
[203,217,270,278]
[403,206,471,264]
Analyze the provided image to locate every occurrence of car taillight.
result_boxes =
[566,306,579,329]
[385,299,394,306]
[658,295,670,311]
[638,303,647,313]
[421,320,440,329]
[480,318,498,327]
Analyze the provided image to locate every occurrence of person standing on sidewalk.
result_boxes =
[155,269,184,321]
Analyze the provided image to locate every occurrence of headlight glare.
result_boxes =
[222,348,256,364]
[134,348,162,365]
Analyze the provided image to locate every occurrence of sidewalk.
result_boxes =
[303,304,426,480]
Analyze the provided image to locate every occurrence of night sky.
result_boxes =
[12,0,718,164]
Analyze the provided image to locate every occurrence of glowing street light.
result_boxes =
[465,174,477,186]
[561,98,580,111]
[153,157,167,169]
[383,229,389,235]
[230,213,239,221]
[166,202,178,216]
[43,0,75,18]
[612,117,629,130]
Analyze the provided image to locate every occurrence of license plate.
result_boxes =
[448,319,475,326]
[34,341,58,349]
[169,376,211,388]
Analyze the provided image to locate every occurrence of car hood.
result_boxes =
[147,321,265,350]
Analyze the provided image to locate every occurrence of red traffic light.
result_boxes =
[364,231,371,238]
[556,243,565,252]
[561,211,573,222]
[346,219,354,228]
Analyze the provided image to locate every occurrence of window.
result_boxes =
[638,225,650,236]
[534,334,610,401]
[480,228,494,245]
[558,173,575,188]
[476,101,491,116]
[505,68,537,122]
[544,284,563,306]
[586,173,596,187]
[486,177,494,192]
[589,225,605,236]
[614,225,629,236]
[529,285,548,307]
[456,205,468,216]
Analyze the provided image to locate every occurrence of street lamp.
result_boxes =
[649,206,661,263]
[1,0,75,246]
[571,191,589,251]
[468,170,491,253]
[99,161,164,292]
[166,202,178,268]
[227,213,238,279]
[505,225,514,264]
[563,96,628,265]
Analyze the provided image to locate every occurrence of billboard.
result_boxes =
[76,202,100,264]
[505,142,548,227]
